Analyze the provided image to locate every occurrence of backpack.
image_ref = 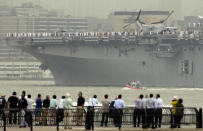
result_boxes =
[109,100,115,108]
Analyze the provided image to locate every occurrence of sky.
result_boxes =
[1,0,203,19]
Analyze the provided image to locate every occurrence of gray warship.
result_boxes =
[5,30,203,87]
[4,10,203,87]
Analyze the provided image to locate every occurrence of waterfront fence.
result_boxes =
[0,107,202,131]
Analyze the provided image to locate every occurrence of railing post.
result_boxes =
[3,110,6,131]
[199,108,202,128]
[56,109,59,130]
[30,111,33,131]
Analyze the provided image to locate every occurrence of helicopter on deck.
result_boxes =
[123,10,176,34]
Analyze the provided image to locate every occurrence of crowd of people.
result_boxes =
[133,94,184,129]
[5,30,201,41]
[0,91,184,130]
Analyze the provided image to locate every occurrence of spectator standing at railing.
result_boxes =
[63,93,73,129]
[114,94,125,130]
[109,96,117,124]
[42,95,50,125]
[8,92,19,125]
[57,96,65,123]
[35,94,42,125]
[174,99,184,128]
[170,96,178,128]
[133,94,143,128]
[155,94,163,128]
[76,91,85,126]
[86,95,98,130]
[146,94,156,129]
[50,95,58,125]
[20,91,27,99]
[27,94,34,110]
[100,94,110,127]
[0,95,6,117]
[140,95,148,129]
[18,93,28,128]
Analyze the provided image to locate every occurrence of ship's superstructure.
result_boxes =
[5,31,203,87]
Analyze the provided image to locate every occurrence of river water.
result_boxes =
[0,80,202,108]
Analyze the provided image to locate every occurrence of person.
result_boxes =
[8,92,19,124]
[171,96,178,128]
[174,99,184,128]
[140,95,148,129]
[50,95,58,125]
[27,94,34,110]
[76,91,85,126]
[35,94,42,125]
[25,94,33,128]
[18,94,28,128]
[86,95,98,130]
[57,96,65,123]
[100,94,110,127]
[63,93,73,129]
[133,94,143,127]
[114,94,125,130]
[0,95,6,118]
[155,94,163,128]
[109,97,117,124]
[5,98,9,125]
[20,91,27,99]
[136,81,141,89]
[146,94,156,129]
[42,95,50,125]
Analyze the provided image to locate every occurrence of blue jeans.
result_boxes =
[20,110,26,127]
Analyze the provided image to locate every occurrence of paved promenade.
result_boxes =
[4,127,203,131]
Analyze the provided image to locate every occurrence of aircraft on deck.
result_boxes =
[123,10,176,34]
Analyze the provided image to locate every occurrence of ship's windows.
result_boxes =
[183,60,189,74]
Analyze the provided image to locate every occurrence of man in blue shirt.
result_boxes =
[114,94,125,129]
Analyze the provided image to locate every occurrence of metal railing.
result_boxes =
[0,107,202,131]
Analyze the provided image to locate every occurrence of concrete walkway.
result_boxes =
[4,127,203,131]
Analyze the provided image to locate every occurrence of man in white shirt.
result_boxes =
[86,95,98,130]
[57,96,65,109]
[88,95,98,107]
[27,94,34,109]
[140,95,148,129]
[57,96,66,124]
[146,94,156,129]
[155,94,163,128]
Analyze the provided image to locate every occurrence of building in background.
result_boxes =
[87,16,113,32]
[177,16,203,31]
[158,0,182,20]
[0,3,88,34]
[0,44,53,80]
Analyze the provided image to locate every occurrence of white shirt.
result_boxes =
[27,98,34,109]
[146,98,156,109]
[141,98,147,109]
[155,98,163,108]
[57,99,65,109]
[88,98,98,107]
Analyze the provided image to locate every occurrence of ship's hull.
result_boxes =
[15,40,203,87]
